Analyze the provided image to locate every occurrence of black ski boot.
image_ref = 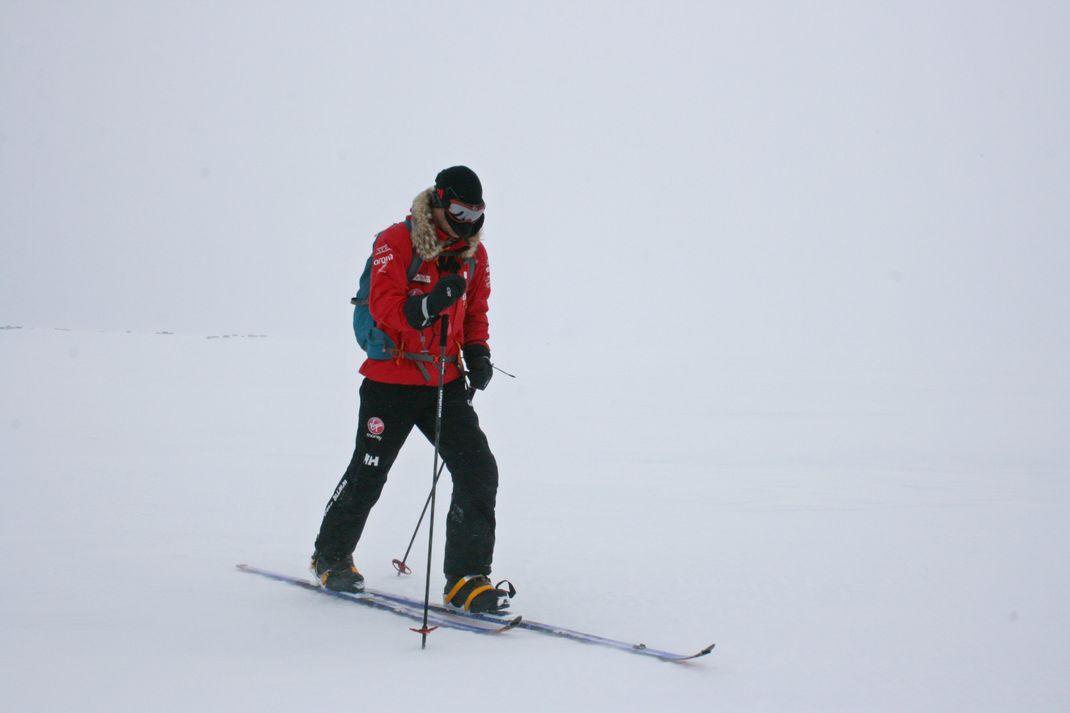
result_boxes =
[310,552,365,593]
[443,574,514,613]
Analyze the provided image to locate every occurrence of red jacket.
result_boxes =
[359,198,491,386]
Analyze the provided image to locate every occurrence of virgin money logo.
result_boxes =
[373,254,394,273]
[367,417,385,436]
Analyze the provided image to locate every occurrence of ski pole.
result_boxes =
[395,365,516,572]
[415,314,449,650]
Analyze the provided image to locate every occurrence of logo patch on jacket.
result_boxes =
[412,274,431,284]
[373,253,394,273]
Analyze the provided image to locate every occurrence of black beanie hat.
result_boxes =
[435,166,483,205]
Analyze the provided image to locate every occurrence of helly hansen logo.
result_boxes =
[363,453,379,467]
[324,478,348,515]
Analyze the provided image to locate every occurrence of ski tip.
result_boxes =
[658,643,716,662]
[676,643,716,661]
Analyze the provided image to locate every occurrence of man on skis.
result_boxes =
[311,166,509,613]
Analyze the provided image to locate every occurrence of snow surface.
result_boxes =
[3,3,1069,712]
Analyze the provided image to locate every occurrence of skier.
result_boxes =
[311,166,510,613]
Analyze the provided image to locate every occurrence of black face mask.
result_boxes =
[447,213,484,240]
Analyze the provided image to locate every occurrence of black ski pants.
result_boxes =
[314,377,498,576]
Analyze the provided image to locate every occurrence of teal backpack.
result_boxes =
[350,225,475,360]
[350,228,424,360]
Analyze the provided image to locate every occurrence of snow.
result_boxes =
[3,327,1067,711]
[2,2,1069,712]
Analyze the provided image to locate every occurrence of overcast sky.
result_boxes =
[2,2,1067,382]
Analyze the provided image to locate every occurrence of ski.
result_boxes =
[235,564,521,635]
[366,586,715,662]
[237,564,712,661]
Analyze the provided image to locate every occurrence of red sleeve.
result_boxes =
[463,243,491,348]
[367,226,416,335]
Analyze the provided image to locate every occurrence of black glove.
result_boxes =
[404,274,467,329]
[464,343,493,391]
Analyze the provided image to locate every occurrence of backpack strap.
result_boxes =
[406,253,424,281]
[403,217,424,281]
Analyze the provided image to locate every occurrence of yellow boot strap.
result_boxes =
[445,576,496,611]
[463,584,495,611]
[444,576,471,605]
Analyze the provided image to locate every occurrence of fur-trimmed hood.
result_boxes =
[409,187,482,262]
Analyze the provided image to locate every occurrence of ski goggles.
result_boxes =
[446,199,485,224]
[434,188,485,224]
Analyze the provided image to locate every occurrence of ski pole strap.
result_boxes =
[392,351,458,382]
